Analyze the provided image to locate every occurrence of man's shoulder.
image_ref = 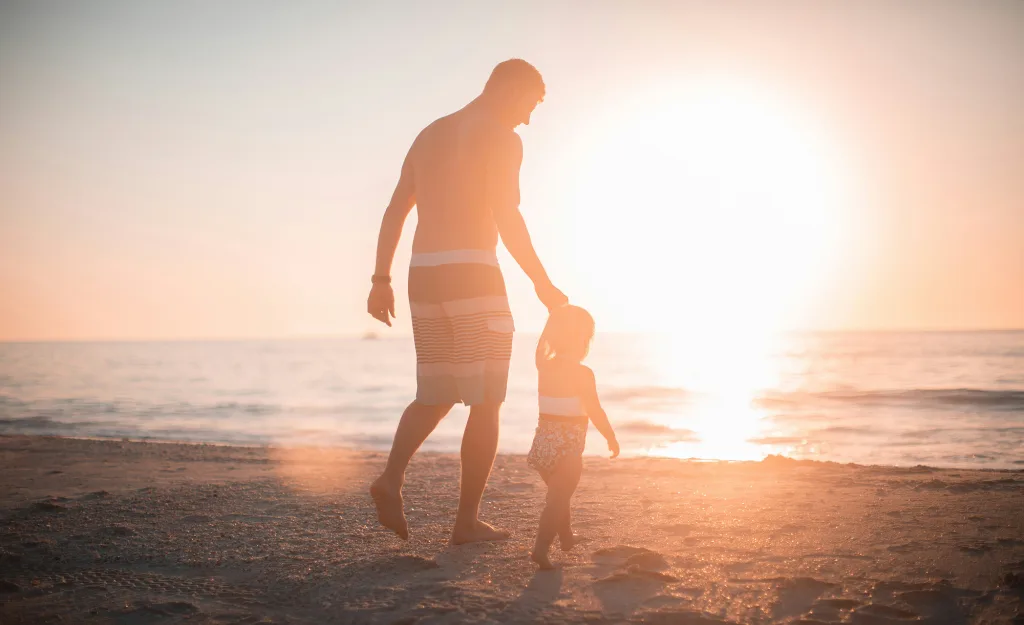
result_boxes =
[406,116,452,161]
[482,119,520,148]
[482,125,521,160]
[412,111,520,162]
[501,128,523,151]
[455,110,521,148]
[414,115,451,144]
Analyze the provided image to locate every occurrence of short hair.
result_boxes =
[484,59,545,99]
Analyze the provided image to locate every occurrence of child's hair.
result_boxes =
[536,305,596,368]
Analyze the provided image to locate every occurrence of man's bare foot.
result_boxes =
[559,534,587,552]
[450,520,511,545]
[369,477,408,540]
[530,550,557,570]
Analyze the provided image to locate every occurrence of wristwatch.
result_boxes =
[371,275,391,285]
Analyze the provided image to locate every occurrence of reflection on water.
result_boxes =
[654,395,769,462]
[646,329,779,461]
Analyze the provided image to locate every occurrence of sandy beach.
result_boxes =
[1,434,1022,624]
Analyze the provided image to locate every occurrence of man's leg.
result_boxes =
[451,402,510,544]
[370,400,453,540]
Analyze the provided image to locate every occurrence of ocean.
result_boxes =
[1,331,1021,469]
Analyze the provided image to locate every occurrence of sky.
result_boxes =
[1,0,1022,341]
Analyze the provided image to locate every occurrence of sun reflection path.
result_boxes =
[646,330,795,462]
[653,395,769,461]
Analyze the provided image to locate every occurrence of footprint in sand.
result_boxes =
[593,566,681,617]
[640,594,693,613]
[181,514,213,523]
[369,554,440,575]
[125,601,199,618]
[618,567,679,583]
[393,555,440,571]
[887,542,923,554]
[852,603,920,622]
[592,546,678,582]
[895,590,957,619]
[31,500,66,513]
[102,524,136,537]
[635,608,735,625]
[771,577,837,619]
[957,542,991,554]
[625,551,670,571]
[592,545,653,561]
[814,598,862,610]
[870,580,934,601]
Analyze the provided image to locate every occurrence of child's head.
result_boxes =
[536,305,595,367]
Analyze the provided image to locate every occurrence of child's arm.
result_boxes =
[580,365,619,458]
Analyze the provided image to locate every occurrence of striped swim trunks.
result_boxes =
[408,249,514,406]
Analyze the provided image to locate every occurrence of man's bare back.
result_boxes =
[406,109,522,254]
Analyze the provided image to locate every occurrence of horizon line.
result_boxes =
[2,326,1023,344]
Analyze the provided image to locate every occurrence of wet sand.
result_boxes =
[1,434,1022,624]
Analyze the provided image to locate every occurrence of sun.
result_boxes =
[557,75,851,460]
[562,76,848,340]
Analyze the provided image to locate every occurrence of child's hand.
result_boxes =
[608,437,620,459]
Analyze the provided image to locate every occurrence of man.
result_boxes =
[366,59,567,544]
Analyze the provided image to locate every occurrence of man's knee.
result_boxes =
[467,402,502,424]
[411,400,455,421]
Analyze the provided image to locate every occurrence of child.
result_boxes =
[527,305,619,569]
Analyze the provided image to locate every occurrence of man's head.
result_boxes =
[482,59,545,128]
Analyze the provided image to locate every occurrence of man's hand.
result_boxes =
[367,283,396,327]
[535,280,568,312]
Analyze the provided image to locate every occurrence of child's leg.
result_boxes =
[556,457,583,550]
[532,459,581,569]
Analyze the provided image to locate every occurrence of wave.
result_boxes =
[758,388,1024,411]
[618,420,697,440]
[6,386,1022,426]
[597,384,1024,412]
[0,416,92,430]
[0,399,404,420]
[602,386,689,402]
[0,414,404,448]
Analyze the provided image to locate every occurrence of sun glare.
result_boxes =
[564,76,851,460]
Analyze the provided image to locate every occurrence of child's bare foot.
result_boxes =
[559,534,587,552]
[530,550,558,570]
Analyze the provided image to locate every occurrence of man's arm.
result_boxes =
[375,151,417,277]
[367,149,416,326]
[489,132,567,310]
